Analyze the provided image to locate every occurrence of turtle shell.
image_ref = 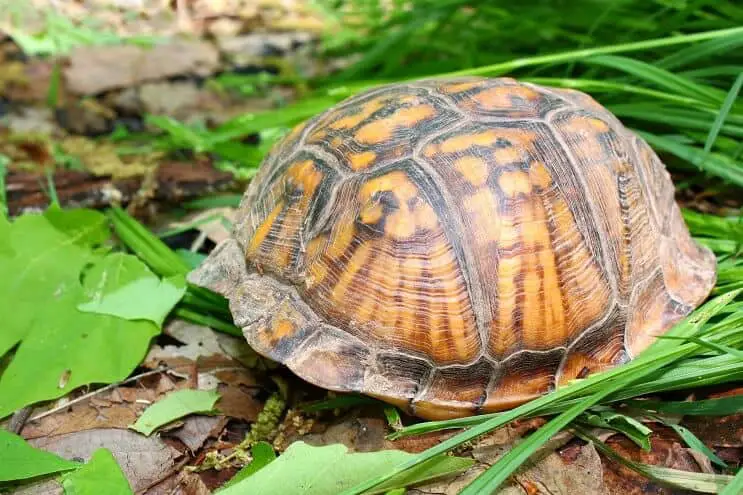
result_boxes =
[190,77,716,420]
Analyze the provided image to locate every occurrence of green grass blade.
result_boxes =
[653,418,728,468]
[444,26,743,79]
[583,55,726,104]
[626,396,743,416]
[638,132,743,187]
[458,388,618,494]
[720,466,743,495]
[657,33,743,70]
[702,72,743,157]
[524,78,705,106]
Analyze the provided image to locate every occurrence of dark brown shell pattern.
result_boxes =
[190,77,717,420]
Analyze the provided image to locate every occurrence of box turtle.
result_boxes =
[189,77,716,420]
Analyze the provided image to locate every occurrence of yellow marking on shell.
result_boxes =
[499,170,531,197]
[246,201,284,257]
[386,208,417,238]
[305,234,327,264]
[559,115,610,161]
[463,189,500,232]
[485,367,553,411]
[520,200,550,248]
[330,136,343,148]
[470,85,540,110]
[551,195,611,337]
[330,98,385,130]
[274,245,293,268]
[413,201,439,230]
[441,80,485,93]
[494,256,521,354]
[354,105,436,144]
[454,156,489,186]
[355,287,377,324]
[493,146,525,164]
[442,298,470,362]
[326,219,356,259]
[376,251,401,333]
[286,160,323,196]
[359,200,385,225]
[528,161,552,189]
[538,247,565,343]
[429,239,478,362]
[430,128,538,156]
[359,171,416,201]
[562,115,610,134]
[348,150,377,170]
[398,255,422,352]
[304,235,329,289]
[498,212,519,250]
[331,243,372,303]
[434,130,499,155]
[552,197,576,237]
[521,252,544,347]
[271,319,297,340]
[307,129,327,143]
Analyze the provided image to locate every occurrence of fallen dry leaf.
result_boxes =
[409,431,582,495]
[300,416,387,453]
[146,470,212,495]
[21,374,179,439]
[29,428,183,492]
[167,415,229,453]
[684,387,743,451]
[215,382,262,422]
[161,207,237,246]
[601,427,704,495]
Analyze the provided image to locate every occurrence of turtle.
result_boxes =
[189,77,717,420]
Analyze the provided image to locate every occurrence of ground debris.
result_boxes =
[684,387,743,454]
[601,426,705,495]
[6,158,235,215]
[28,428,183,493]
[64,41,220,95]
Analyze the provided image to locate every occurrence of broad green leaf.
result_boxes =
[61,449,131,495]
[0,153,8,218]
[0,215,12,255]
[0,209,159,418]
[43,206,110,246]
[223,442,277,488]
[217,442,474,495]
[0,429,79,481]
[130,389,220,436]
[77,255,186,327]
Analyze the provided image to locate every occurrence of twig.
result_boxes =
[8,407,33,434]
[28,367,170,423]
